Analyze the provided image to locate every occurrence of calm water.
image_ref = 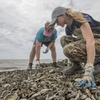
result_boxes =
[0,59,62,72]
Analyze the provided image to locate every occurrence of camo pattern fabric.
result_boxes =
[60,28,100,63]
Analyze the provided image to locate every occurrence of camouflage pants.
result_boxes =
[60,29,100,63]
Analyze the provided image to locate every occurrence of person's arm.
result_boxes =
[43,29,56,54]
[48,40,55,49]
[80,22,95,64]
[35,27,44,60]
[35,40,41,60]
[48,28,56,48]
[78,22,96,88]
[43,40,55,54]
[48,29,56,48]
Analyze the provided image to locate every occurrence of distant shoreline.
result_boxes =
[0,59,64,72]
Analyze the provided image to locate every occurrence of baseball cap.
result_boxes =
[50,7,67,25]
[43,29,53,37]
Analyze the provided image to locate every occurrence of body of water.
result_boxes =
[0,59,62,72]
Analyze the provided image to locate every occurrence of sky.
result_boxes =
[0,0,100,59]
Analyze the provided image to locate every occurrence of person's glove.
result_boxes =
[43,48,49,54]
[35,59,41,69]
[78,63,96,88]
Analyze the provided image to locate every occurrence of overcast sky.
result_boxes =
[0,0,100,59]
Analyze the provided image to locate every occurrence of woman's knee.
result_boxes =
[60,35,67,44]
[60,35,69,47]
[63,45,70,57]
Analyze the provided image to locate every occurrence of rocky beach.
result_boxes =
[0,59,100,100]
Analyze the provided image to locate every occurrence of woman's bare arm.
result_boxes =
[80,22,95,64]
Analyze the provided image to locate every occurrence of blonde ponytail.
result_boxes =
[66,8,87,23]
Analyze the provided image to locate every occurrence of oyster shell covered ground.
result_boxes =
[0,59,100,100]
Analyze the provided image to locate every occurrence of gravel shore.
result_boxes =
[0,60,100,100]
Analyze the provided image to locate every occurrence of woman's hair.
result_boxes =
[45,22,54,31]
[66,8,87,23]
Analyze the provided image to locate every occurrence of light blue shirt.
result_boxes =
[36,27,57,42]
